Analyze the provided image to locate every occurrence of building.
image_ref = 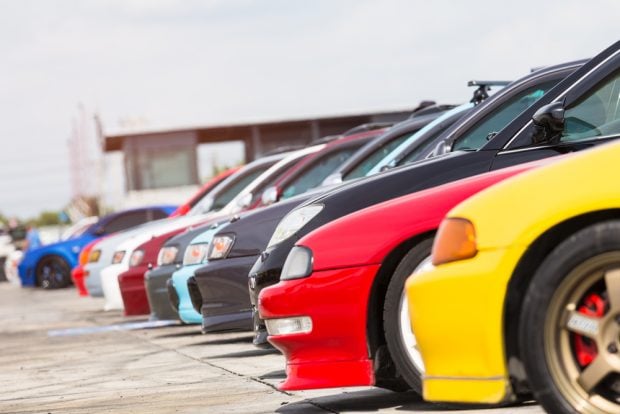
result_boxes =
[102,109,413,208]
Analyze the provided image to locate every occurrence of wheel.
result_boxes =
[36,255,71,289]
[520,220,620,414]
[383,238,434,394]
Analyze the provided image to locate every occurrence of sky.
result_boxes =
[0,0,618,218]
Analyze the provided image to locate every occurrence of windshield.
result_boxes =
[188,165,269,215]
[365,103,473,176]
[452,80,559,151]
[395,118,461,166]
[281,145,362,199]
[342,132,413,181]
[61,217,98,240]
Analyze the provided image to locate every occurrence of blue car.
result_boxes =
[18,205,176,289]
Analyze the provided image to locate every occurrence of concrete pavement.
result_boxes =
[0,283,545,413]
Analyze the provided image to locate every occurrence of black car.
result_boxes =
[190,85,516,337]
[248,54,598,346]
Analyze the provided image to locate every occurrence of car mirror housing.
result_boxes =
[236,192,253,209]
[261,186,279,206]
[532,101,565,144]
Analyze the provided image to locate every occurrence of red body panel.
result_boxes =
[261,265,379,390]
[118,264,150,315]
[72,239,99,296]
[259,159,554,390]
[118,228,185,316]
[169,167,241,218]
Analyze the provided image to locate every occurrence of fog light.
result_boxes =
[265,316,312,336]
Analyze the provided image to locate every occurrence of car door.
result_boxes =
[490,43,620,170]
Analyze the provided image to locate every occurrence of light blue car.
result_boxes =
[169,222,226,324]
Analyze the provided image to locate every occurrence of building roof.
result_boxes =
[103,108,414,152]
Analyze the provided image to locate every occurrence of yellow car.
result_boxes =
[406,139,620,414]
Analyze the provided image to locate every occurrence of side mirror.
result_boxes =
[532,101,565,144]
[322,173,342,186]
[261,186,279,206]
[236,192,253,209]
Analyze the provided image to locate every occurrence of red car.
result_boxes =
[169,167,241,217]
[118,229,186,315]
[71,238,99,296]
[258,159,557,392]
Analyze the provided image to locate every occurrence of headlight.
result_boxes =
[129,250,144,267]
[112,250,125,264]
[183,243,209,265]
[281,246,313,281]
[432,217,477,266]
[268,204,323,248]
[89,249,101,263]
[208,235,235,260]
[157,246,179,266]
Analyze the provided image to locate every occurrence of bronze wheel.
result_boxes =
[546,253,620,413]
[521,221,620,414]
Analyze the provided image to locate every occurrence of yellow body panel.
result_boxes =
[406,141,620,404]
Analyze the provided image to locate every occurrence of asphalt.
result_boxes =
[0,283,545,414]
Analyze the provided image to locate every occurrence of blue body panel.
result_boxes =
[18,205,176,287]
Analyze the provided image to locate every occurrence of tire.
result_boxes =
[36,255,71,289]
[383,238,433,394]
[520,220,620,414]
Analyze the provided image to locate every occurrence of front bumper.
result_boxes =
[145,265,179,321]
[170,264,202,324]
[249,242,292,345]
[84,261,107,297]
[194,255,257,333]
[100,264,126,311]
[118,265,150,316]
[71,265,88,296]
[259,264,380,390]
[405,247,523,404]
[17,257,35,287]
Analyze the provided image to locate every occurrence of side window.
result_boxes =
[453,80,559,151]
[282,146,360,199]
[562,70,620,142]
[343,132,414,181]
[149,209,170,220]
[103,211,148,234]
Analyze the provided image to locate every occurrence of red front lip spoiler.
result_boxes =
[71,265,89,297]
[259,264,380,390]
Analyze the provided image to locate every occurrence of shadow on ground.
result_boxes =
[186,334,255,346]
[277,388,540,413]
[207,348,280,359]
[258,369,286,380]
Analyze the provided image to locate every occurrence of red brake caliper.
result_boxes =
[574,293,606,367]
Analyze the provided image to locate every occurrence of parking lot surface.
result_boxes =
[0,283,544,413]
